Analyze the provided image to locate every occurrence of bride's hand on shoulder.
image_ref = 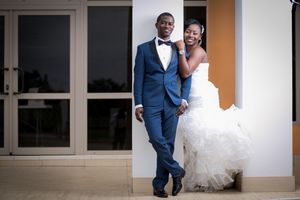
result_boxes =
[175,40,185,50]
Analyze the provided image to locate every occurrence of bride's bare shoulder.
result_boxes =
[194,46,207,55]
[191,46,207,62]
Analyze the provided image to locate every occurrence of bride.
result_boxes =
[176,18,252,192]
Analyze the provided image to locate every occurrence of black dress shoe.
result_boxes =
[153,188,168,198]
[172,169,185,196]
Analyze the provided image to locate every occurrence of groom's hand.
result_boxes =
[176,101,188,116]
[135,107,144,122]
[175,40,185,50]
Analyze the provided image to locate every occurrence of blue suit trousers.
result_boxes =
[143,94,182,189]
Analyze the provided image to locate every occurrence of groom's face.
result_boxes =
[155,16,174,40]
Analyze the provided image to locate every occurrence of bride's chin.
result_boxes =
[185,41,196,46]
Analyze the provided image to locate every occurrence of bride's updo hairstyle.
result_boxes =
[184,18,205,35]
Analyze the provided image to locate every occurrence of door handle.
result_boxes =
[0,67,9,95]
[0,67,9,72]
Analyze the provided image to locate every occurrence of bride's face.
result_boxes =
[184,24,202,47]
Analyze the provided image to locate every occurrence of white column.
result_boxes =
[132,0,184,192]
[236,0,293,188]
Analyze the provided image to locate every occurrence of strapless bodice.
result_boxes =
[188,63,220,109]
[192,63,209,81]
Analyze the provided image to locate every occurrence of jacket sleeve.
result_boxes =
[133,45,145,106]
[179,75,191,102]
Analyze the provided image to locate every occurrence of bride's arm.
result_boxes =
[176,40,207,78]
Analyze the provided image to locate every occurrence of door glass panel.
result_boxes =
[18,15,70,93]
[0,16,4,93]
[88,7,132,92]
[0,16,4,148]
[0,101,3,148]
[88,99,132,150]
[18,99,70,147]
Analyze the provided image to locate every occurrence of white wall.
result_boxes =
[236,0,293,177]
[133,0,293,181]
[132,0,184,178]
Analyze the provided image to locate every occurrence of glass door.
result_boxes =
[10,11,75,155]
[0,12,8,155]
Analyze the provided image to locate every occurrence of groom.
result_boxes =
[134,12,191,198]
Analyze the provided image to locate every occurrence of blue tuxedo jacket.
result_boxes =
[134,39,191,107]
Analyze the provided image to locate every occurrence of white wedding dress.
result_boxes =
[178,63,252,192]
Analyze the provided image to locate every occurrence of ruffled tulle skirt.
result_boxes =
[178,103,252,192]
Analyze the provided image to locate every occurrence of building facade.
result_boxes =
[0,0,297,192]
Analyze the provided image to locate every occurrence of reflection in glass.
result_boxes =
[18,15,70,93]
[0,101,3,147]
[88,99,132,150]
[0,16,4,93]
[18,99,70,147]
[88,7,132,92]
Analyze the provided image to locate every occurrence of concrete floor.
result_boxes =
[0,159,299,200]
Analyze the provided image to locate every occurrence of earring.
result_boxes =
[199,39,202,46]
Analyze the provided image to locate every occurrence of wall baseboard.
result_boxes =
[294,155,300,185]
[241,176,295,192]
[133,155,299,193]
[132,176,295,193]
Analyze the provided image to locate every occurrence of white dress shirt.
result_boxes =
[155,36,172,71]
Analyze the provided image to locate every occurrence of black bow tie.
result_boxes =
[158,40,172,46]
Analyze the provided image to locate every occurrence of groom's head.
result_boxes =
[155,12,175,40]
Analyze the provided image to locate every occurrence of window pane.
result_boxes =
[0,100,3,147]
[88,7,132,92]
[0,16,4,93]
[18,15,70,93]
[88,99,132,150]
[184,7,207,50]
[18,99,70,147]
